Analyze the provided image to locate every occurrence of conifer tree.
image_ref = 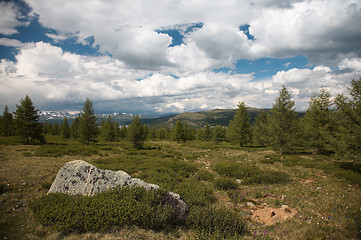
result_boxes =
[1,105,14,136]
[79,98,98,143]
[13,95,45,144]
[203,123,212,141]
[71,116,80,139]
[61,117,71,139]
[333,78,361,156]
[127,115,147,148]
[101,115,115,141]
[119,125,127,139]
[226,102,252,147]
[303,88,332,154]
[268,86,297,154]
[114,121,121,140]
[213,124,226,145]
[253,111,270,146]
[174,120,186,143]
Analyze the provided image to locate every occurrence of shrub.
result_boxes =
[195,170,214,181]
[173,180,216,207]
[213,177,238,190]
[242,170,290,185]
[30,187,181,234]
[213,161,257,179]
[187,206,247,239]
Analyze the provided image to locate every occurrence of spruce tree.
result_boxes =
[127,115,147,148]
[203,123,212,141]
[114,122,121,140]
[174,120,186,143]
[61,117,71,139]
[333,78,361,156]
[213,124,226,145]
[71,116,80,139]
[253,111,270,146]
[13,95,45,144]
[79,98,98,143]
[119,125,127,139]
[268,86,297,154]
[1,105,13,136]
[226,102,252,147]
[303,88,332,154]
[101,115,115,141]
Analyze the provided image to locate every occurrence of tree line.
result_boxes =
[1,78,360,157]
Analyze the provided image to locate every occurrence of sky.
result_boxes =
[0,0,361,116]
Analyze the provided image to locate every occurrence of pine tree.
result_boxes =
[213,125,226,145]
[114,121,121,140]
[13,95,45,144]
[119,125,127,139]
[203,123,212,141]
[303,88,332,154]
[101,115,115,141]
[71,116,80,139]
[226,102,252,147]
[268,86,297,154]
[1,105,14,136]
[127,115,147,149]
[79,98,98,143]
[253,111,269,146]
[61,117,71,139]
[173,120,186,143]
[333,78,361,156]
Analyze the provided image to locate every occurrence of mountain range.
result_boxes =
[39,108,274,128]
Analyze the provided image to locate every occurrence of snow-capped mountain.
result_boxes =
[39,111,80,120]
[38,111,136,124]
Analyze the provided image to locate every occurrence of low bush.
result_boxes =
[195,170,214,181]
[242,170,291,185]
[213,177,238,190]
[213,161,257,179]
[187,206,247,239]
[173,180,216,207]
[30,187,180,234]
[34,144,100,157]
[94,156,197,189]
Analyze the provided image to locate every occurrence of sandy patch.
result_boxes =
[251,205,297,226]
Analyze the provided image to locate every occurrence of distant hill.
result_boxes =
[141,108,271,128]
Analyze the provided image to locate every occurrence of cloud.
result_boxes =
[1,41,361,114]
[22,0,361,73]
[284,62,291,68]
[0,38,25,48]
[0,1,28,35]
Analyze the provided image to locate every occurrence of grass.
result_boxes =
[0,136,360,239]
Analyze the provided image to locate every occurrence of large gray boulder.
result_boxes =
[48,160,188,218]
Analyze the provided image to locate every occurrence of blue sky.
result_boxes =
[1,0,361,115]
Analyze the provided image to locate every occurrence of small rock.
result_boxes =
[247,202,256,208]
[235,179,242,184]
[316,187,322,190]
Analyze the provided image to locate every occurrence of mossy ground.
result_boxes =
[0,136,360,239]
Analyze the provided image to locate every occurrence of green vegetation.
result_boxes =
[0,137,360,239]
[79,98,98,143]
[30,187,181,233]
[13,95,45,144]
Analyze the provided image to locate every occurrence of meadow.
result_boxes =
[0,136,360,239]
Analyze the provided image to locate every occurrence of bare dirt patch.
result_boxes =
[251,205,297,226]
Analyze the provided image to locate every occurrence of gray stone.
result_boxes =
[48,160,188,218]
[247,202,256,208]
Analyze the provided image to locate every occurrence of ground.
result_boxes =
[0,136,360,239]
